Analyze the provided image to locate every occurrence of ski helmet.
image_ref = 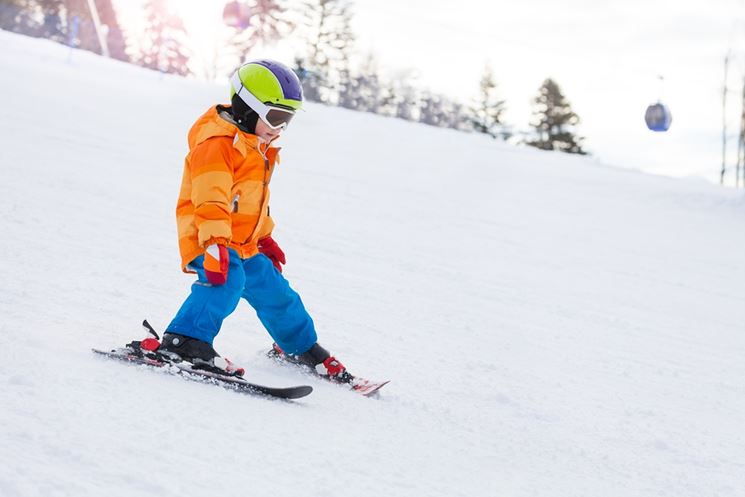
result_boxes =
[229,59,303,132]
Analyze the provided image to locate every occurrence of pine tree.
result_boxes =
[419,92,446,127]
[394,83,418,121]
[93,0,128,61]
[55,0,129,60]
[62,0,99,52]
[226,0,292,70]
[299,0,355,103]
[0,0,27,32]
[336,61,358,109]
[37,0,66,41]
[1,0,67,43]
[471,64,506,138]
[137,0,191,76]
[0,0,51,38]
[443,100,469,132]
[345,55,381,113]
[376,82,397,117]
[528,78,585,154]
[344,72,374,112]
[0,1,128,59]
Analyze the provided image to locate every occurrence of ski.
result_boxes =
[266,347,389,397]
[346,377,390,397]
[92,347,313,400]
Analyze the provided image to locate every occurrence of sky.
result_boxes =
[112,0,745,186]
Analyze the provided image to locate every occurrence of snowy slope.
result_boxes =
[1,30,745,497]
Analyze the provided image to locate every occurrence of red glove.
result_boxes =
[258,236,286,272]
[204,244,229,285]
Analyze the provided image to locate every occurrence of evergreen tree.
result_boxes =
[471,64,506,138]
[94,0,128,61]
[62,0,129,60]
[418,93,470,130]
[376,82,397,117]
[335,60,357,109]
[337,55,381,113]
[0,0,127,58]
[299,0,354,103]
[0,0,27,32]
[137,0,191,76]
[528,78,585,154]
[37,0,66,42]
[0,0,66,43]
[226,0,292,70]
[443,100,469,132]
[354,55,381,113]
[292,56,312,89]
[419,92,446,127]
[394,83,418,122]
[62,0,99,52]
[294,56,324,103]
[1,0,45,37]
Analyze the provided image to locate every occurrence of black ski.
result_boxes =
[92,347,313,400]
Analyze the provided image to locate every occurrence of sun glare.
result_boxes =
[152,0,223,77]
[165,0,223,37]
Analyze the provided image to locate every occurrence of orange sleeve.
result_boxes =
[189,138,234,247]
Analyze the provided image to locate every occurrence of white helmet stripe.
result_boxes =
[230,71,293,130]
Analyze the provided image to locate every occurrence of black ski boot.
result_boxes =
[160,333,244,377]
[160,333,217,362]
[271,342,354,384]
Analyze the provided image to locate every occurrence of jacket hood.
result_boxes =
[187,106,276,158]
[187,106,237,149]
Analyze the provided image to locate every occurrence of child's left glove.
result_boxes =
[204,244,229,285]
[258,236,286,272]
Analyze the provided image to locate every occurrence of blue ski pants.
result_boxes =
[166,249,317,355]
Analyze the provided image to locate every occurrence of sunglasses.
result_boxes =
[230,72,295,130]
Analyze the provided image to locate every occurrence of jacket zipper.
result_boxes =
[242,149,271,244]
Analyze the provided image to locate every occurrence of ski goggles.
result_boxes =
[230,72,295,130]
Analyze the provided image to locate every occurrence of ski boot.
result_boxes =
[269,342,354,384]
[159,332,245,377]
[122,321,245,377]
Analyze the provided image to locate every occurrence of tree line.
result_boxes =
[0,0,585,154]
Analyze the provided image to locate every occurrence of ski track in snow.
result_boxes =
[1,31,744,497]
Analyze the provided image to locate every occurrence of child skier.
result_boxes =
[160,59,351,383]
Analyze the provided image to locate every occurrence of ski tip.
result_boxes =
[353,379,390,397]
[285,385,314,399]
[257,384,313,400]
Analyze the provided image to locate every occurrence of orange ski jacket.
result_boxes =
[176,106,279,272]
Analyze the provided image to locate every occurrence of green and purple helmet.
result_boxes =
[229,60,303,130]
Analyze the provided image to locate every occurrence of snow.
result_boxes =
[1,30,745,497]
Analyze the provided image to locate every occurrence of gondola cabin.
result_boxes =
[645,102,672,132]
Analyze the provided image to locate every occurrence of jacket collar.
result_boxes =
[188,106,280,160]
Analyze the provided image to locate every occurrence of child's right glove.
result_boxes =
[203,244,229,285]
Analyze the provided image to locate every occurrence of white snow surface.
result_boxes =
[2,31,745,497]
